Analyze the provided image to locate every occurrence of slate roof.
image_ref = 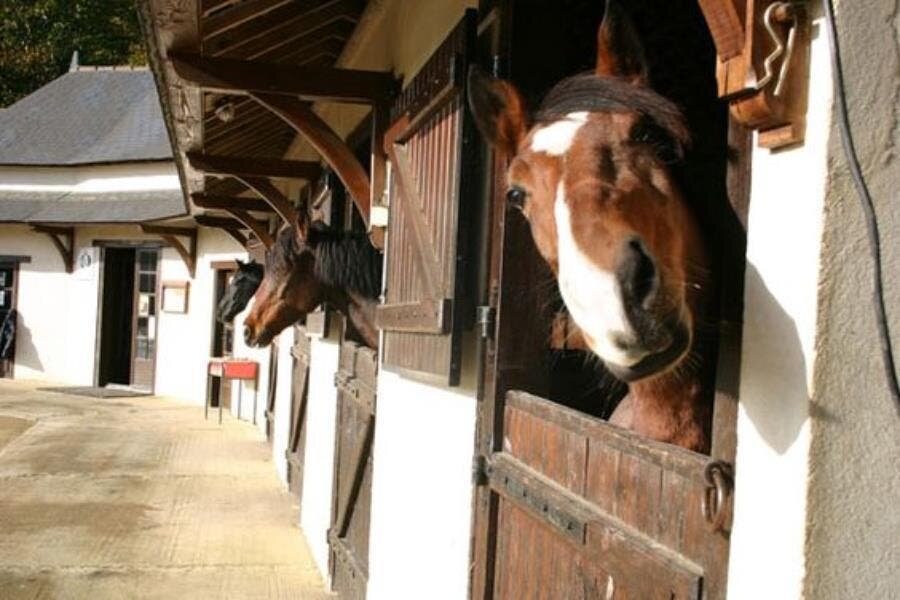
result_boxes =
[0,69,173,166]
[0,190,185,224]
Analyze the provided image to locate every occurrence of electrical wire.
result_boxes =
[821,0,900,412]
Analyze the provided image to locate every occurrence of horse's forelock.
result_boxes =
[536,73,690,151]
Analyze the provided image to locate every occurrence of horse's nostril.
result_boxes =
[243,326,253,345]
[620,238,658,307]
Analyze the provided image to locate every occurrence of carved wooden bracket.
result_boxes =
[233,175,298,228]
[698,0,810,148]
[32,225,74,273]
[224,208,275,249]
[253,93,373,225]
[141,224,198,278]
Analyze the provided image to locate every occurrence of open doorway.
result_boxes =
[97,246,159,391]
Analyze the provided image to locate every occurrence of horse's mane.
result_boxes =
[266,226,382,300]
[312,231,383,300]
[536,73,690,156]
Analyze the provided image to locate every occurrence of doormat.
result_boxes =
[38,386,150,398]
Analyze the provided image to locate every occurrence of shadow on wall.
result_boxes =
[13,313,43,373]
[740,264,825,454]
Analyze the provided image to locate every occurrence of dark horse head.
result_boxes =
[216,259,264,323]
[243,221,383,348]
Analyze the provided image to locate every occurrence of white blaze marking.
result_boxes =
[554,182,645,367]
[530,111,589,156]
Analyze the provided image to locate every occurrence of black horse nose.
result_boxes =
[617,237,658,308]
[243,325,254,346]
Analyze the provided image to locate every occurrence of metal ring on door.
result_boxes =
[702,461,732,532]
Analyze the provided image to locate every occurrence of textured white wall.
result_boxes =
[804,1,900,597]
[366,370,477,600]
[270,325,297,486]
[299,334,341,581]
[726,13,833,599]
[0,225,253,406]
[152,227,251,404]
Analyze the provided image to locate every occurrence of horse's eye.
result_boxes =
[629,116,680,164]
[506,186,527,210]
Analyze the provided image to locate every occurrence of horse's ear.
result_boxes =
[236,259,245,267]
[467,65,528,157]
[595,0,648,84]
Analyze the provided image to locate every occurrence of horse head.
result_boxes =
[216,259,264,323]
[468,0,707,385]
[243,212,383,348]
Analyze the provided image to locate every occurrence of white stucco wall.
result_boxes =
[270,325,297,486]
[726,12,833,599]
[367,369,478,600]
[299,334,341,580]
[0,162,179,193]
[0,224,257,407]
[803,1,900,597]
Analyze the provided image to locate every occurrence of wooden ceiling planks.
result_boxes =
[142,0,370,237]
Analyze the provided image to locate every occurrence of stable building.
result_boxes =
[0,64,272,413]
[133,1,897,599]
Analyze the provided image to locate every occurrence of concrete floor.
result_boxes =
[0,379,331,600]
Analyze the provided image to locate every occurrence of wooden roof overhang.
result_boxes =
[139,0,394,250]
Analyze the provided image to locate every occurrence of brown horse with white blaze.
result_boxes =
[242,213,382,349]
[468,1,711,451]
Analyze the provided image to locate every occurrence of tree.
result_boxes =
[0,0,147,107]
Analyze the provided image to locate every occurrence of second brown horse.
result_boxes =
[243,215,382,349]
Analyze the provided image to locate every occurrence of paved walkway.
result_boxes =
[0,379,329,600]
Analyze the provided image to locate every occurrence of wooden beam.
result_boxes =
[141,225,197,278]
[191,192,275,213]
[31,225,73,273]
[185,151,320,181]
[253,93,371,226]
[170,52,394,104]
[225,208,274,249]
[194,215,246,229]
[223,228,249,248]
[234,176,297,227]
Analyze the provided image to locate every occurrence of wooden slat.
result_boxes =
[170,52,394,103]
[207,0,359,57]
[186,151,320,180]
[203,0,294,38]
[696,0,745,59]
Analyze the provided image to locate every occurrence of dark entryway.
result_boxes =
[0,261,19,378]
[98,246,159,391]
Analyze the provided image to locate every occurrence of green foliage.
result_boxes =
[0,0,147,107]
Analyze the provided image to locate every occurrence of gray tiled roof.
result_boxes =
[0,69,173,166]
[0,189,185,223]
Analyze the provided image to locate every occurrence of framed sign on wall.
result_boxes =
[161,281,190,313]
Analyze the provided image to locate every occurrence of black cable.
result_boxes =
[821,0,900,411]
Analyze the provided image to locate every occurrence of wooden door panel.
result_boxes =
[287,327,311,497]
[330,340,377,600]
[377,11,478,385]
[485,392,725,599]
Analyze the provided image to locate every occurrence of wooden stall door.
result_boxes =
[470,2,748,598]
[329,341,377,600]
[286,325,311,499]
[376,11,478,386]
[265,341,278,443]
